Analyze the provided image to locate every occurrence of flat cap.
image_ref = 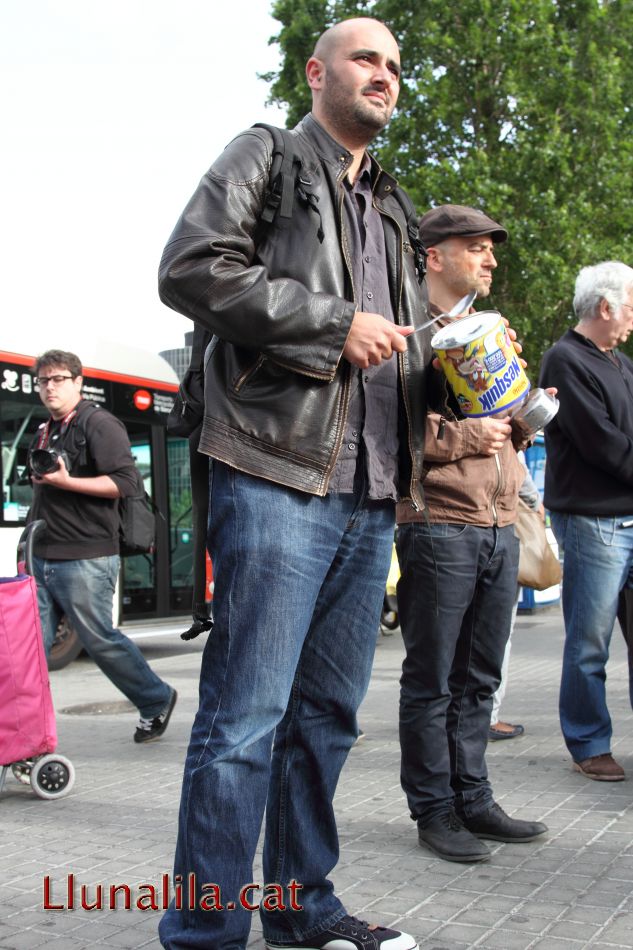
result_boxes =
[419,203,508,247]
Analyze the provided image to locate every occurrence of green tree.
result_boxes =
[266,0,633,370]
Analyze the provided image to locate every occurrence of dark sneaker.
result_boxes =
[134,689,177,744]
[573,753,625,782]
[265,915,418,950]
[418,811,490,863]
[463,802,547,842]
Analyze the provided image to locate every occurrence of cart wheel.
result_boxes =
[30,754,75,799]
[11,760,34,785]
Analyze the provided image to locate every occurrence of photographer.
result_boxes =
[28,349,177,744]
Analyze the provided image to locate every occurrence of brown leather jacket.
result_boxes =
[159,114,433,505]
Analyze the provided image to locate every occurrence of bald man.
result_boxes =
[157,18,432,950]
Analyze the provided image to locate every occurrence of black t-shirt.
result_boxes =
[29,399,138,559]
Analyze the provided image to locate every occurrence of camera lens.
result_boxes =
[30,448,61,476]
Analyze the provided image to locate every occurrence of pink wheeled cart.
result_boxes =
[0,521,75,800]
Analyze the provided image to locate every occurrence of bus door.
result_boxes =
[119,423,195,621]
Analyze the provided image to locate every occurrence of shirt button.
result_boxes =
[348,443,355,451]
[365,256,371,263]
[364,375,370,382]
[352,430,359,438]
[366,292,374,300]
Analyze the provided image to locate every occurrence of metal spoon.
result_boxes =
[412,290,477,334]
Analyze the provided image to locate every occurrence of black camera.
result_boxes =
[29,448,69,477]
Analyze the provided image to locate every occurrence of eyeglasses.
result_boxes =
[36,375,75,388]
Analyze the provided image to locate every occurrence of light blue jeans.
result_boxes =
[32,554,172,719]
[159,462,394,950]
[551,512,633,761]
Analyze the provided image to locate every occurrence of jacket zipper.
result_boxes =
[233,355,266,393]
[490,452,503,524]
[322,157,355,493]
[373,184,423,511]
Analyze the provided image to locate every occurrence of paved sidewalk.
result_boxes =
[2,606,633,949]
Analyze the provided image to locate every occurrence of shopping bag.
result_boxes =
[515,499,561,591]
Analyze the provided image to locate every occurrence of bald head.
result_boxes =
[313,17,396,63]
[306,17,401,152]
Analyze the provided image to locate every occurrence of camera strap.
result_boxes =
[36,407,78,450]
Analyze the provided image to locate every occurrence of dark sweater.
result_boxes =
[30,399,138,559]
[538,329,633,515]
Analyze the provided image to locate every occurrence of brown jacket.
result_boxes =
[397,410,525,526]
[397,308,525,527]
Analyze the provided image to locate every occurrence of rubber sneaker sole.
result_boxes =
[265,916,418,950]
[134,688,178,744]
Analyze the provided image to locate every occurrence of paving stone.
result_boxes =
[3,611,633,948]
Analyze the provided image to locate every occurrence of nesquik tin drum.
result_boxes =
[431,311,530,417]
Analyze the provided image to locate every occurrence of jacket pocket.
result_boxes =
[233,355,266,393]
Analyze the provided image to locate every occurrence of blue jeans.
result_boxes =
[551,512,633,761]
[159,462,395,950]
[397,522,519,824]
[32,554,171,719]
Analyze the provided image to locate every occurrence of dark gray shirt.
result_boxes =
[328,156,399,500]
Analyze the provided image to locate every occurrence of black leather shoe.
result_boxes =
[418,811,491,862]
[462,802,548,842]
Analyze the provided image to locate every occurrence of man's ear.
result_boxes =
[598,297,612,322]
[425,247,443,274]
[306,56,324,90]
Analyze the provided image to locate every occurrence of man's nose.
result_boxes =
[371,61,393,85]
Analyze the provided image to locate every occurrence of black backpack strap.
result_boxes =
[393,185,427,285]
[64,400,101,468]
[252,123,324,243]
[190,320,211,369]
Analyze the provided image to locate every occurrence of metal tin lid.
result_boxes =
[431,310,501,349]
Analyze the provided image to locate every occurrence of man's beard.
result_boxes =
[352,84,393,133]
[321,81,393,143]
[443,262,492,300]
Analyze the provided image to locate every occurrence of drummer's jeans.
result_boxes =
[159,461,394,950]
[32,554,171,719]
[551,512,633,762]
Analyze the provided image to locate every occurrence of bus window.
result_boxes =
[1,401,46,525]
[120,435,157,617]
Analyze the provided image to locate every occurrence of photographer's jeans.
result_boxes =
[32,554,171,719]
[158,462,394,950]
[551,512,633,762]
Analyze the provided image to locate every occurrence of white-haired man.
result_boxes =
[540,261,633,781]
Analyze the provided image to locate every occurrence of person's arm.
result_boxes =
[159,128,367,381]
[423,411,513,463]
[32,459,120,497]
[517,460,541,511]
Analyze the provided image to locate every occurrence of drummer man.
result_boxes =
[396,204,548,862]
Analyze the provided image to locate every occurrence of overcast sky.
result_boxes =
[1,0,287,356]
